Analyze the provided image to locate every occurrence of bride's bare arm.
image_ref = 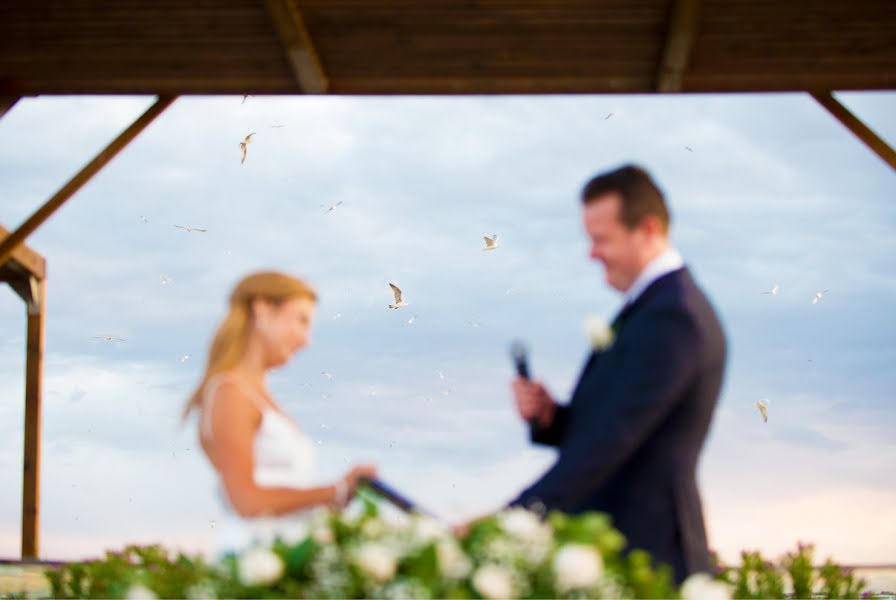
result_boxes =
[206,382,340,517]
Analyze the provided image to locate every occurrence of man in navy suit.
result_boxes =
[510,164,727,584]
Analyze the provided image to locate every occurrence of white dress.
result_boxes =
[201,373,318,554]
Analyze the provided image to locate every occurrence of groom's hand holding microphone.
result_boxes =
[510,341,557,429]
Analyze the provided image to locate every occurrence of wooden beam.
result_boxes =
[657,0,701,93]
[21,277,45,559]
[811,91,896,172]
[265,0,328,94]
[0,96,175,268]
[1,97,21,120]
[0,225,46,280]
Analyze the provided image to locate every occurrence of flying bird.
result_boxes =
[180,354,191,363]
[763,282,780,296]
[321,371,334,381]
[482,235,499,251]
[407,314,418,325]
[93,335,126,342]
[753,399,769,423]
[323,201,344,214]
[174,225,207,233]
[160,274,172,285]
[812,290,830,304]
[605,112,614,120]
[270,124,285,128]
[685,146,694,152]
[388,283,408,309]
[139,215,149,223]
[239,133,255,164]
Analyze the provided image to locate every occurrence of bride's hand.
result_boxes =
[342,464,379,495]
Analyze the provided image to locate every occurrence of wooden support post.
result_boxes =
[22,276,45,559]
[0,96,175,267]
[811,91,896,172]
[657,0,701,93]
[1,97,21,120]
[265,0,329,94]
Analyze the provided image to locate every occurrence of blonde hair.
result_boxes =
[182,271,317,420]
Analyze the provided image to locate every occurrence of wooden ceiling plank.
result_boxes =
[264,0,328,94]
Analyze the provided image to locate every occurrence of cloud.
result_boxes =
[1,91,894,563]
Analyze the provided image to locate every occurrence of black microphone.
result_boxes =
[510,340,530,380]
[510,340,538,428]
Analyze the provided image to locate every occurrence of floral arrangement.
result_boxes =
[36,490,884,600]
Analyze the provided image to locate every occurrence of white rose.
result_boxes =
[237,546,285,586]
[552,544,603,592]
[585,315,614,350]
[125,584,157,600]
[499,508,546,542]
[473,564,515,600]
[313,524,334,544]
[185,582,217,600]
[355,542,398,583]
[681,573,733,600]
[436,539,472,579]
[361,518,386,539]
[413,515,449,543]
[279,519,310,545]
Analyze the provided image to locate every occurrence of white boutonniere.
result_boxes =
[585,315,615,351]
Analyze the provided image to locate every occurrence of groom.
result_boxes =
[509,164,727,584]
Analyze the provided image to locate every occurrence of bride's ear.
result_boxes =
[249,297,272,322]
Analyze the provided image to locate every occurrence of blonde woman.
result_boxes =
[184,271,377,550]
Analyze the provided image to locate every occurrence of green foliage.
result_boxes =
[35,505,883,600]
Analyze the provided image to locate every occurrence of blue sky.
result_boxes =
[1,91,894,564]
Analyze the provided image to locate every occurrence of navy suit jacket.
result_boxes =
[510,267,726,584]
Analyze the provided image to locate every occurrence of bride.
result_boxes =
[182,271,377,552]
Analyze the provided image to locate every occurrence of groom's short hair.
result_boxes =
[581,165,670,233]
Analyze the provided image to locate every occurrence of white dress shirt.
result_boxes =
[622,246,684,306]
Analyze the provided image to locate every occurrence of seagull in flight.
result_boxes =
[323,201,343,214]
[321,371,334,381]
[388,283,409,309]
[239,133,255,164]
[160,274,172,285]
[753,399,769,423]
[174,225,207,233]
[605,112,614,120]
[763,281,780,296]
[812,290,830,304]
[406,314,418,325]
[139,215,149,223]
[180,354,191,363]
[482,235,499,251]
[685,146,694,152]
[93,335,126,342]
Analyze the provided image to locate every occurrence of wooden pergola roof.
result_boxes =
[2,0,895,97]
[1,0,895,561]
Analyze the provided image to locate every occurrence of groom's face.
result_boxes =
[583,193,648,293]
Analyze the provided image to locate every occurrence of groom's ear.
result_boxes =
[638,214,666,239]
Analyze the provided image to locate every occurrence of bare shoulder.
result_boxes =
[207,377,262,433]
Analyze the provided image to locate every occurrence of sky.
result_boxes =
[1,91,894,566]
